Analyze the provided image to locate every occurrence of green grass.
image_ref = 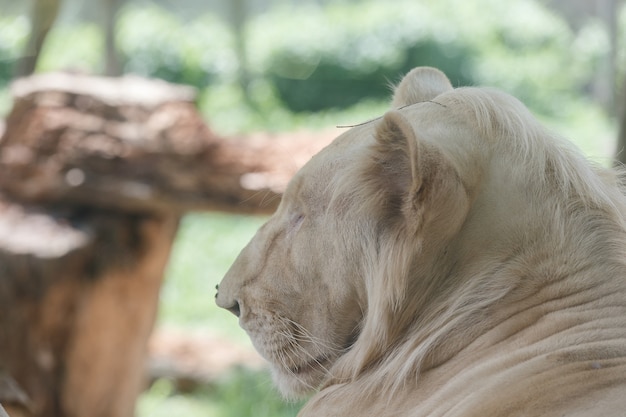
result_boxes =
[138,368,303,417]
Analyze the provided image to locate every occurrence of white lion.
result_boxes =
[216,67,626,416]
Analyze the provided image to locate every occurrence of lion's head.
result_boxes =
[216,67,626,415]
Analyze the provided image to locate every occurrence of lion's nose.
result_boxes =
[215,284,242,318]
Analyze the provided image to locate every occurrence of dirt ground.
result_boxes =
[147,327,265,388]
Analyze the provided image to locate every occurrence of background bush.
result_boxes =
[117,4,237,89]
[249,0,603,113]
[0,16,27,84]
[250,2,475,112]
[0,0,608,119]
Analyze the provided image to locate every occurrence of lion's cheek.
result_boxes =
[245,324,330,398]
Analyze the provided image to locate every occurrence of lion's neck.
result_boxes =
[339,185,626,399]
[418,195,626,356]
[320,220,626,417]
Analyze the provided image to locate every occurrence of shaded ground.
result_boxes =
[147,326,264,391]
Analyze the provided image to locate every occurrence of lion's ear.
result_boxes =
[372,111,425,216]
[391,67,453,108]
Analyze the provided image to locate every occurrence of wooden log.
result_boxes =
[0,73,334,215]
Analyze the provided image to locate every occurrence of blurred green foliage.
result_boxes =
[252,1,475,111]
[0,0,612,117]
[0,15,27,85]
[117,5,237,88]
[37,23,104,73]
[253,0,604,113]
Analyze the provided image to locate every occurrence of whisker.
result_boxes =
[280,316,342,353]
[336,116,383,129]
[279,349,316,390]
[239,189,268,206]
[238,188,281,209]
[261,192,282,208]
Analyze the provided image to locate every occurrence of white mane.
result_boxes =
[439,88,624,216]
[324,86,626,399]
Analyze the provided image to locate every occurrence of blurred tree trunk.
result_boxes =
[102,0,124,76]
[230,0,251,102]
[15,0,62,77]
[0,202,179,417]
[593,0,618,113]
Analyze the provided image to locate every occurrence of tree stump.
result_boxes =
[0,201,178,417]
[0,73,334,417]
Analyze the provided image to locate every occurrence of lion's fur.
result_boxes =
[217,67,626,416]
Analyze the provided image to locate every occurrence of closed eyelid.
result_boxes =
[288,213,305,234]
